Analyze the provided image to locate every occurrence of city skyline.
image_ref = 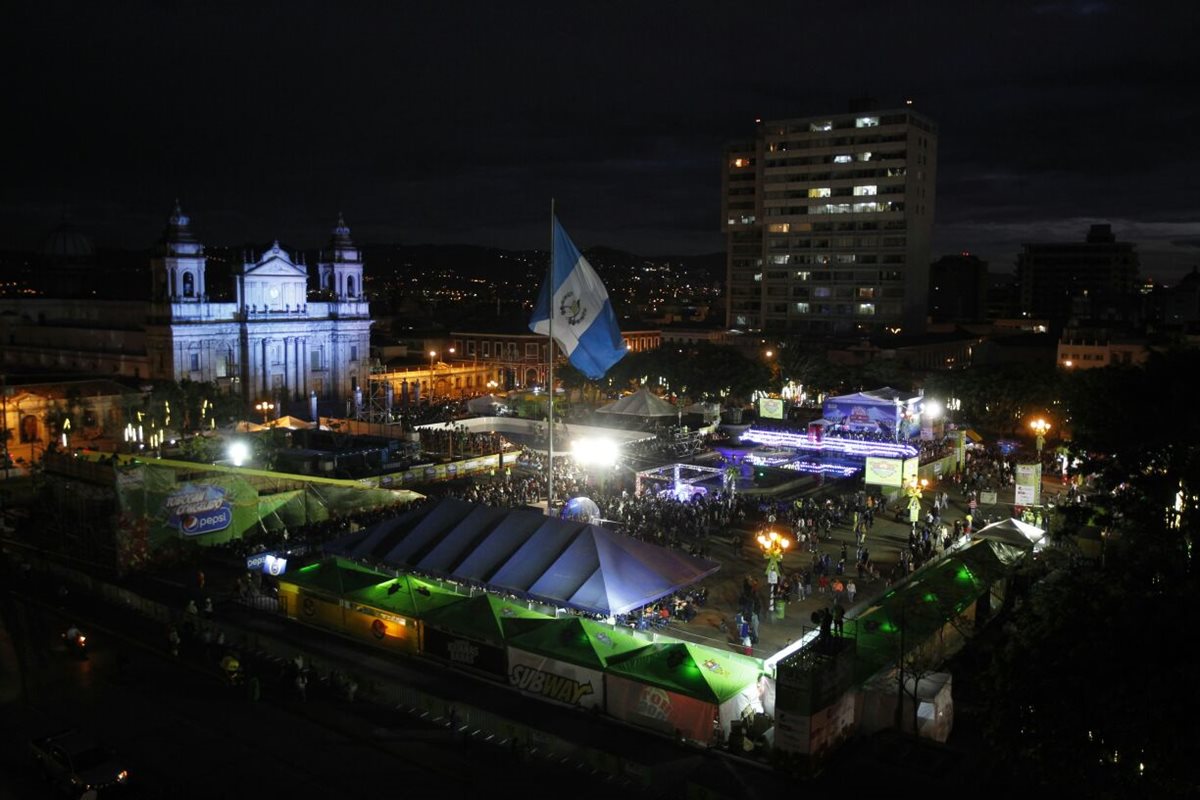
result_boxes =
[3,2,1198,280]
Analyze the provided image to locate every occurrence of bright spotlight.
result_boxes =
[923,399,943,419]
[227,440,250,467]
[572,437,618,467]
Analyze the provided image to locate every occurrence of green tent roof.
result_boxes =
[605,642,764,704]
[282,557,392,596]
[420,593,554,645]
[342,573,466,618]
[506,617,655,670]
[853,538,1026,679]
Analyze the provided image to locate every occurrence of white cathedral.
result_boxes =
[0,203,372,408]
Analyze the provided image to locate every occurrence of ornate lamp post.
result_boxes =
[756,529,790,576]
[905,477,929,526]
[756,528,790,613]
[255,400,275,425]
[1029,418,1051,457]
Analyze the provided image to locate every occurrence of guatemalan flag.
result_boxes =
[529,217,627,380]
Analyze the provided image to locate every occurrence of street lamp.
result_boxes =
[428,351,438,400]
[756,529,790,571]
[1029,418,1051,456]
[905,477,928,526]
[255,400,275,425]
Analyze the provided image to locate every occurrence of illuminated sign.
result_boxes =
[864,457,903,487]
[166,483,232,536]
[245,551,287,574]
[758,398,784,420]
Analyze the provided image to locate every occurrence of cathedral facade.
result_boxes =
[0,203,372,408]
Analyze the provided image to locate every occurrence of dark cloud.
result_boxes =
[1,1,1197,275]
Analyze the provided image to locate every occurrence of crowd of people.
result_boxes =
[418,423,507,458]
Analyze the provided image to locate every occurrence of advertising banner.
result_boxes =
[421,626,508,680]
[822,400,898,435]
[604,675,716,743]
[1015,463,1041,506]
[949,429,965,470]
[758,398,784,420]
[864,457,903,488]
[166,483,233,536]
[506,649,604,710]
[343,604,420,654]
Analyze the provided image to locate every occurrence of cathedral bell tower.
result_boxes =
[317,213,364,302]
[151,200,207,302]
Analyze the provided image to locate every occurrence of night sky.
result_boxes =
[4,1,1198,280]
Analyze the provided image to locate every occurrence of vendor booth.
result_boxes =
[277,558,393,633]
[419,593,554,681]
[339,573,464,655]
[604,642,767,745]
[505,617,653,710]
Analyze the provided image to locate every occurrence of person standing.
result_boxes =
[847,579,856,604]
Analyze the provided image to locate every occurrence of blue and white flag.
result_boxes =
[529,217,627,380]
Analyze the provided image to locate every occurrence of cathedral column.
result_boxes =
[293,337,302,400]
[282,336,290,398]
[299,339,307,397]
[260,339,269,398]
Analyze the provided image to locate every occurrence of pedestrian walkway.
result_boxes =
[662,476,992,659]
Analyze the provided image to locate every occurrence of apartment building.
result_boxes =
[723,103,937,335]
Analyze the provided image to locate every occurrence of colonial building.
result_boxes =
[0,203,371,411]
[450,319,659,389]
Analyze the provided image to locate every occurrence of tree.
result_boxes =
[777,339,843,395]
[963,350,1200,796]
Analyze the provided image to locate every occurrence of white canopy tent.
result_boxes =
[467,393,508,415]
[596,388,678,418]
[972,517,1047,551]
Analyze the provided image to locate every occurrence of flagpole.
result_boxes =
[547,198,556,516]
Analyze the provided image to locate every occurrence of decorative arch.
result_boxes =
[346,275,356,298]
[182,271,195,297]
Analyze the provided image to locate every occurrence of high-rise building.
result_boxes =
[929,253,988,323]
[723,103,937,335]
[1016,223,1139,323]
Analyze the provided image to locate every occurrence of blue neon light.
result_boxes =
[742,428,918,458]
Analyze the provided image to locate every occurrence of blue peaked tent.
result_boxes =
[323,497,720,617]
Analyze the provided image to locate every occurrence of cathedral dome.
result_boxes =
[42,221,95,262]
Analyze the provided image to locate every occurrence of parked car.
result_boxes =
[30,729,130,797]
